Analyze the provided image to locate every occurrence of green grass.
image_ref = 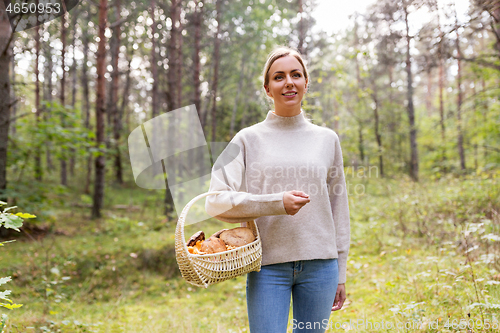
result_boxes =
[2,171,500,332]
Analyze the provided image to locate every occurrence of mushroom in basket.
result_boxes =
[186,227,256,254]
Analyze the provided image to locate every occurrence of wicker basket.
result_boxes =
[175,191,262,288]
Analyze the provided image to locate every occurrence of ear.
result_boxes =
[305,78,308,93]
[264,85,273,99]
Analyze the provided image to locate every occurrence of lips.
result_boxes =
[282,91,297,96]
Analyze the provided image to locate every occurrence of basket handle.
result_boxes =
[175,191,261,256]
[175,191,233,256]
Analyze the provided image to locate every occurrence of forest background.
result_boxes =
[0,0,500,332]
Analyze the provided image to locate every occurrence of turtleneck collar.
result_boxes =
[263,110,309,130]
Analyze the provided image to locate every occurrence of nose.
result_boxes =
[285,74,294,86]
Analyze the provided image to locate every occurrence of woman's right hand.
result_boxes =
[283,190,310,215]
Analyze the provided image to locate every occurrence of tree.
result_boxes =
[402,0,419,181]
[163,0,183,216]
[60,11,68,186]
[92,0,108,219]
[43,23,55,172]
[369,74,385,178]
[69,9,79,178]
[454,6,466,171]
[34,21,42,181]
[473,0,500,56]
[0,3,13,200]
[81,7,92,195]
[210,0,222,144]
[192,0,204,126]
[109,0,123,184]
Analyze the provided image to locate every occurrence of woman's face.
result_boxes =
[264,55,308,113]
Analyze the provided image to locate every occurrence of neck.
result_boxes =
[273,105,302,117]
[264,109,308,130]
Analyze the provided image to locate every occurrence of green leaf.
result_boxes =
[15,213,36,219]
[0,290,12,302]
[1,302,23,310]
[0,214,23,232]
[0,277,11,286]
[0,240,15,247]
[3,206,17,212]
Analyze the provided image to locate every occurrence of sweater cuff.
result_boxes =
[249,191,287,216]
[337,251,348,284]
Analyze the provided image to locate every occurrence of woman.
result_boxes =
[205,46,350,333]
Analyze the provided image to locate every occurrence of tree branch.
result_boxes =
[109,16,129,29]
[0,109,31,127]
[452,55,500,71]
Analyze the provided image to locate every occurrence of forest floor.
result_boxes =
[1,171,500,332]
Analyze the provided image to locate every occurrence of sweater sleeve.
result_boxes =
[327,132,351,284]
[205,134,288,223]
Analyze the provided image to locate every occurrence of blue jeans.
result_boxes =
[246,259,338,333]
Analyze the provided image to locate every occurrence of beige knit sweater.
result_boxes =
[205,110,350,284]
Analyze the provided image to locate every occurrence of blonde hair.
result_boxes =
[262,46,309,92]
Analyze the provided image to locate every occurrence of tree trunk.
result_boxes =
[388,64,395,133]
[9,41,15,136]
[0,5,12,199]
[193,0,204,184]
[492,4,500,56]
[298,0,304,55]
[69,13,78,178]
[120,55,132,133]
[82,30,92,194]
[44,35,54,172]
[426,63,432,116]
[35,24,42,181]
[151,0,159,120]
[353,19,365,164]
[404,2,419,181]
[110,0,123,184]
[92,0,108,219]
[150,0,161,190]
[114,54,131,184]
[332,77,339,132]
[371,80,384,178]
[211,0,222,144]
[69,10,78,178]
[358,122,364,163]
[201,63,212,131]
[60,11,68,186]
[455,14,466,172]
[437,14,447,168]
[193,0,203,124]
[177,16,183,109]
[230,54,246,137]
[479,32,488,162]
[164,0,183,217]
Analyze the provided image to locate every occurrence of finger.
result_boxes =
[332,298,343,311]
[335,293,346,311]
[338,297,345,309]
[292,191,309,198]
[296,198,310,205]
[332,289,344,311]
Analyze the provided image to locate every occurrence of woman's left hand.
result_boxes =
[331,283,346,311]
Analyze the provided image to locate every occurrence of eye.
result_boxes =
[274,75,283,80]
[293,73,301,78]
